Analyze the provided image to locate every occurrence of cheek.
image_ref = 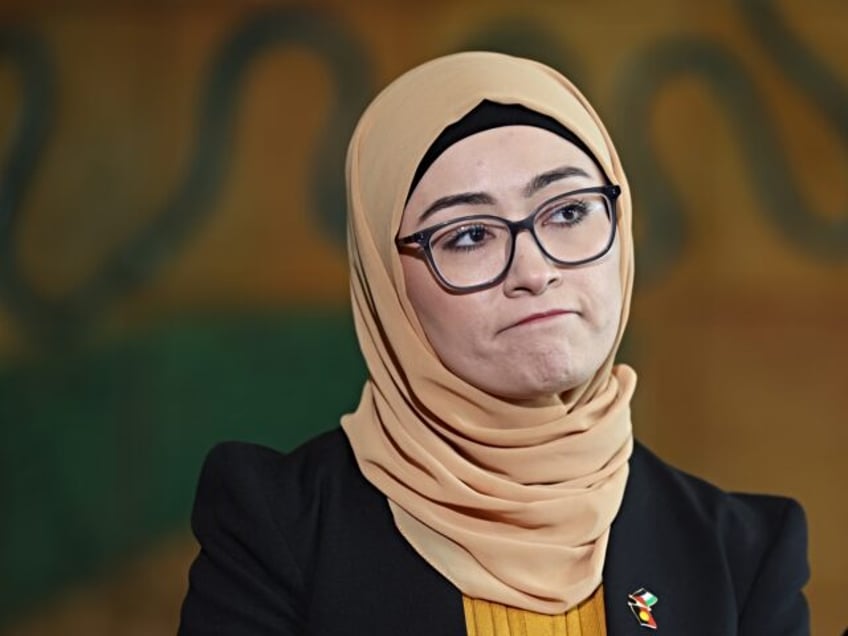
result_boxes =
[564,246,623,357]
[587,250,624,338]
[598,268,622,324]
[401,255,490,361]
[401,254,441,326]
[402,255,464,340]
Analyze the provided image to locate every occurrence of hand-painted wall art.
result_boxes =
[1,1,845,633]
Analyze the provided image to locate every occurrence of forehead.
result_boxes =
[404,126,605,212]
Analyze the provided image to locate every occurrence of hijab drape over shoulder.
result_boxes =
[341,51,637,614]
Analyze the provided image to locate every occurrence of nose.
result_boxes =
[502,230,562,296]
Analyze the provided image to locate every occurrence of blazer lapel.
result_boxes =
[602,444,738,636]
[602,468,671,636]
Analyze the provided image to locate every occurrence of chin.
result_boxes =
[483,371,586,405]
[446,349,595,404]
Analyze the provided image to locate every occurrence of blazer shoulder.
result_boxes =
[180,429,364,634]
[201,427,355,477]
[197,428,360,526]
[187,430,465,635]
[630,440,805,535]
[625,441,809,633]
[202,426,355,478]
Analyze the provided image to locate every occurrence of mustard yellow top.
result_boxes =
[463,585,606,636]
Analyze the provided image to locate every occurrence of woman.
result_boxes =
[179,52,809,635]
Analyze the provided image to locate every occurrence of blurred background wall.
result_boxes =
[0,0,845,633]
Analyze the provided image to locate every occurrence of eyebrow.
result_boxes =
[522,166,591,198]
[417,165,591,223]
[418,192,496,223]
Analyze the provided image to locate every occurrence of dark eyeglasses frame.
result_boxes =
[395,184,621,292]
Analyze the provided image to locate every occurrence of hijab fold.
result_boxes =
[341,51,637,614]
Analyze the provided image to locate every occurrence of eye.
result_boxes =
[542,199,591,227]
[431,220,505,253]
[442,223,493,250]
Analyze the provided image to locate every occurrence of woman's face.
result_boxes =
[399,125,622,403]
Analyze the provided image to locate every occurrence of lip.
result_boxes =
[504,309,576,331]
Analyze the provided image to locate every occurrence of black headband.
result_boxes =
[407,100,599,200]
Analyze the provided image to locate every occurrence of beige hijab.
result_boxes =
[341,51,637,614]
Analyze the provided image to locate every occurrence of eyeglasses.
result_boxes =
[396,184,621,291]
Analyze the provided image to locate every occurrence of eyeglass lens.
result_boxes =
[428,191,613,288]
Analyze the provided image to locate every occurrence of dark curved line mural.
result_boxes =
[615,1,847,284]
[454,16,589,90]
[739,0,848,257]
[0,27,56,343]
[0,3,844,349]
[0,9,372,350]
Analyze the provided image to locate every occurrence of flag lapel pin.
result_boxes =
[628,588,659,630]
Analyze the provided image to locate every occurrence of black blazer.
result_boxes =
[178,429,809,635]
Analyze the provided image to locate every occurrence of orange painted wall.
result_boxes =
[1,1,846,634]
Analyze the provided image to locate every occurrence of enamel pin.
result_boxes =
[628,588,659,629]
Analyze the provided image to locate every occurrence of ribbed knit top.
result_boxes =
[463,585,606,636]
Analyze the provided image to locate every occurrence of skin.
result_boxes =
[399,125,622,404]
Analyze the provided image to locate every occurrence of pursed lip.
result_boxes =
[501,309,576,332]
